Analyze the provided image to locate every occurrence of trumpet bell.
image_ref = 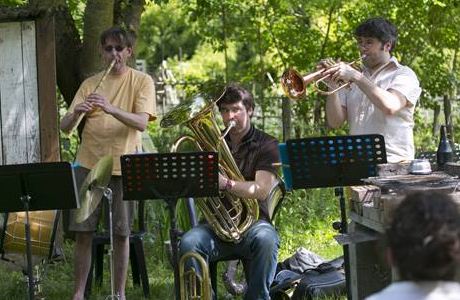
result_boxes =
[280,69,306,100]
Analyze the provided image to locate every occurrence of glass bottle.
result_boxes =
[436,125,453,167]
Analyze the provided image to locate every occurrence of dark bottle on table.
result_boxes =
[436,125,453,167]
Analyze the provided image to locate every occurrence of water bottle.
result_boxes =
[436,125,453,167]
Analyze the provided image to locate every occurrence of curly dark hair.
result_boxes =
[217,83,255,114]
[355,17,398,52]
[100,26,136,48]
[387,191,460,281]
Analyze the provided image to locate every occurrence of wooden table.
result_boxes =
[345,162,460,299]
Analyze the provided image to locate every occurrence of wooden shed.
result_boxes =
[0,8,59,165]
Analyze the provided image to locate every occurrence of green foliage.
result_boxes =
[414,109,438,152]
[153,0,460,144]
[138,1,200,71]
[1,0,27,6]
[67,0,86,35]
[6,0,460,297]
[276,188,342,260]
[58,96,79,163]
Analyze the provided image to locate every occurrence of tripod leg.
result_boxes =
[166,198,180,300]
[22,196,35,300]
[335,187,352,300]
[104,187,120,300]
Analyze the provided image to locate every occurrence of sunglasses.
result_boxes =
[104,45,125,52]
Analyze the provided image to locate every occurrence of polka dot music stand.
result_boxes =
[120,151,219,299]
[279,134,387,300]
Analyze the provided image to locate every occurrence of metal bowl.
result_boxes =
[409,159,432,175]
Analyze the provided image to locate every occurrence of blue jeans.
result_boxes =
[179,220,279,300]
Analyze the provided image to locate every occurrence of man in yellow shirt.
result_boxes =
[60,26,156,300]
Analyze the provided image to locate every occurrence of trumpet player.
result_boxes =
[179,83,281,300]
[320,17,421,163]
[60,27,156,300]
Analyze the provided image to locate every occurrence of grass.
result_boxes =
[0,188,344,299]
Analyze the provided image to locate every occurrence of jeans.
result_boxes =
[179,220,279,300]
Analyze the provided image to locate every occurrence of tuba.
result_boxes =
[179,251,212,300]
[160,88,259,243]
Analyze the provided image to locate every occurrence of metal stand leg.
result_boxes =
[334,187,352,300]
[103,187,120,300]
[166,198,180,300]
[20,195,36,300]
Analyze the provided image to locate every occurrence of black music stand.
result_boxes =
[0,162,78,300]
[120,152,219,299]
[279,134,387,299]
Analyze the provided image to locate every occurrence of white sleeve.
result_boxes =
[389,67,422,105]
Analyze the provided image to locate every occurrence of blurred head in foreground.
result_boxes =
[387,191,460,281]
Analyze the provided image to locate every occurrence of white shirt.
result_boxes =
[339,57,422,163]
[365,281,460,300]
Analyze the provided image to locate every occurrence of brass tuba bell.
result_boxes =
[160,88,259,243]
[179,251,212,300]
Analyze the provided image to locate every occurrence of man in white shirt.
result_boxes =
[366,191,460,300]
[322,17,422,162]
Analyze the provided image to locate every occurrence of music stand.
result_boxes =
[0,162,78,300]
[279,134,387,299]
[120,151,219,299]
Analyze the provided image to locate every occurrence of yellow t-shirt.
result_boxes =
[69,67,156,175]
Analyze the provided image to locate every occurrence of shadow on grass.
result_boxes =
[0,240,175,300]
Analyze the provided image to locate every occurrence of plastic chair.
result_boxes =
[84,200,150,298]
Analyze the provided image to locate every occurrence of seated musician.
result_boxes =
[366,191,460,300]
[179,83,281,300]
[60,27,156,300]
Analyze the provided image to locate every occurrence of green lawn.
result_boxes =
[0,188,344,299]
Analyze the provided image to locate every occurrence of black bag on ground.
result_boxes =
[291,263,346,299]
[270,254,346,300]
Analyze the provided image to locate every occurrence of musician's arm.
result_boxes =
[326,93,347,128]
[87,93,150,131]
[219,170,278,201]
[60,96,92,134]
[107,107,150,131]
[353,75,408,114]
[60,111,83,134]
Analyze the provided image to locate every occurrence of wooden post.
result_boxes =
[0,11,58,164]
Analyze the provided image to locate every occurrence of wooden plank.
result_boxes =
[377,162,410,176]
[349,211,385,233]
[350,185,381,215]
[348,222,392,299]
[0,22,27,164]
[21,20,40,163]
[444,162,460,177]
[36,15,58,162]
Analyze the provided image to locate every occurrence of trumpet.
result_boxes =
[280,57,364,99]
[69,59,116,132]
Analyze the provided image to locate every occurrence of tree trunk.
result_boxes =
[121,0,145,36]
[29,0,82,107]
[443,94,454,147]
[282,96,291,142]
[114,0,146,67]
[433,103,440,137]
[80,0,114,79]
[28,0,146,108]
[314,1,336,126]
